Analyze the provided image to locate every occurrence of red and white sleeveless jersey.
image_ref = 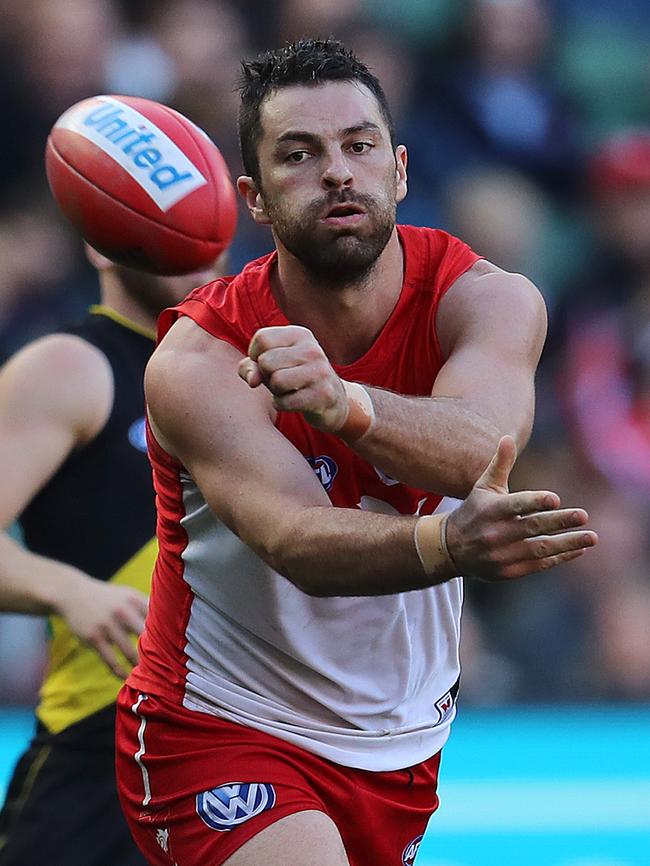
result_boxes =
[130,225,480,771]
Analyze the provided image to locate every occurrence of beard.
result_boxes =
[262,185,397,285]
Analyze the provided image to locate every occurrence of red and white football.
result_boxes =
[45,95,238,275]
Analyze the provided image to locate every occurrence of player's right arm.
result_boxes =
[0,335,148,678]
[146,317,597,597]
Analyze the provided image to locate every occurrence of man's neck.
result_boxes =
[99,274,158,334]
[271,230,404,366]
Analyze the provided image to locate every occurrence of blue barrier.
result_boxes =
[2,706,649,864]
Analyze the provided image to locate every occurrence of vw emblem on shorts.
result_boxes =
[306,455,338,491]
[196,782,276,831]
[402,833,423,865]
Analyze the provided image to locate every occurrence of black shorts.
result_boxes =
[0,705,146,866]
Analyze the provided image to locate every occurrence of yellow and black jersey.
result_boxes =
[19,306,156,739]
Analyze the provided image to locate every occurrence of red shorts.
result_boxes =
[116,684,441,866]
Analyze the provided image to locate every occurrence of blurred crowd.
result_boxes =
[0,0,649,706]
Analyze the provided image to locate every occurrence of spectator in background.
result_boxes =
[0,0,124,184]
[144,0,262,269]
[507,131,650,702]
[553,0,649,141]
[444,130,650,703]
[0,193,96,364]
[146,0,247,165]
[444,168,549,282]
[413,0,582,198]
[278,0,365,44]
[554,131,650,700]
[559,131,650,497]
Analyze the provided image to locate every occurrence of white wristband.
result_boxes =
[414,513,457,577]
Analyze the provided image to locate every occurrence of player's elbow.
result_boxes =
[260,519,326,597]
[269,551,324,597]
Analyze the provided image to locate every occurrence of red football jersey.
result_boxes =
[130,225,480,771]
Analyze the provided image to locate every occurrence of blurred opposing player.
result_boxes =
[115,39,597,866]
[0,247,225,866]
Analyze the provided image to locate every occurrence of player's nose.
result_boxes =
[320,148,353,189]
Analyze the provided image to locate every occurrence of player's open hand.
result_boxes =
[238,325,348,432]
[55,577,148,679]
[446,436,598,580]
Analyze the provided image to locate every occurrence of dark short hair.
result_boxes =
[238,38,396,185]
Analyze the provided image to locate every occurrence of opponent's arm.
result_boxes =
[0,336,148,677]
[146,317,596,598]
[240,260,545,498]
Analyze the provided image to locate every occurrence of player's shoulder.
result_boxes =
[145,312,271,460]
[148,315,242,388]
[397,224,482,298]
[159,250,278,350]
[437,259,547,353]
[397,223,468,254]
[1,332,112,385]
[447,259,543,307]
[184,251,274,309]
[0,333,114,437]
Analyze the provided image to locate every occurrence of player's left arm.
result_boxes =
[351,260,546,496]
[241,261,546,499]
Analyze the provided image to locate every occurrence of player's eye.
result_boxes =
[286,150,310,163]
[349,141,373,154]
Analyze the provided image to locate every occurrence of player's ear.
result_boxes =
[395,145,408,204]
[237,176,271,225]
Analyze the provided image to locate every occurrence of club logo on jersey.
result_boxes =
[435,689,456,724]
[306,455,338,491]
[128,416,148,453]
[55,96,207,211]
[196,783,276,831]
[402,833,423,865]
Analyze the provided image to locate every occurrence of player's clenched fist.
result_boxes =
[238,325,350,432]
[446,437,598,580]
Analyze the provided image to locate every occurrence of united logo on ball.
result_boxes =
[45,95,237,275]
